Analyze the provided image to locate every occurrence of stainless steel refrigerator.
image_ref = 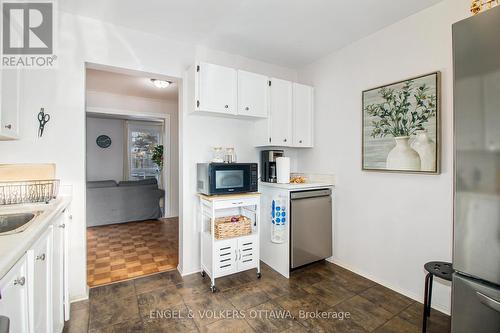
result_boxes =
[452,6,500,332]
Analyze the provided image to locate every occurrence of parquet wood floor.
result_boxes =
[86,218,178,287]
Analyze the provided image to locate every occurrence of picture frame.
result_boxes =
[362,72,441,174]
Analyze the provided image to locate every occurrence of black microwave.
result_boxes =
[197,163,258,195]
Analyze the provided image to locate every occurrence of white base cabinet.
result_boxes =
[52,213,67,333]
[0,255,30,333]
[199,194,261,291]
[0,206,70,333]
[29,227,53,333]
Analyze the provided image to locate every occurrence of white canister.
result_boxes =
[276,157,291,184]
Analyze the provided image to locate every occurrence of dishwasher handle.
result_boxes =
[290,189,331,200]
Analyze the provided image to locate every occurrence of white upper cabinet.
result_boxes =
[269,78,293,146]
[237,70,269,118]
[0,68,22,140]
[190,62,314,148]
[292,83,314,147]
[195,62,237,115]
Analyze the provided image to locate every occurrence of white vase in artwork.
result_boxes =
[386,136,421,171]
[411,131,436,172]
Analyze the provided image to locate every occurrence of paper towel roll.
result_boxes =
[276,157,290,184]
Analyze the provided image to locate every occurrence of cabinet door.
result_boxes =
[269,78,292,146]
[237,70,269,118]
[196,62,237,115]
[213,239,237,278]
[0,68,21,139]
[236,235,259,272]
[293,83,314,147]
[0,255,29,333]
[29,227,52,333]
[52,214,65,332]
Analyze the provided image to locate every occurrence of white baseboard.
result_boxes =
[178,264,201,277]
[70,293,89,303]
[327,258,451,315]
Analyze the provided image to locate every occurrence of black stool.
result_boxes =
[422,261,453,333]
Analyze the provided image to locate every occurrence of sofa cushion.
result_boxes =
[87,180,118,188]
[118,178,158,187]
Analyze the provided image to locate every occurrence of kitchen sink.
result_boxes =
[0,212,42,235]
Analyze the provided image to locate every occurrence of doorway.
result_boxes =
[84,65,180,287]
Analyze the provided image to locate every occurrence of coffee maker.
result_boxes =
[261,150,284,182]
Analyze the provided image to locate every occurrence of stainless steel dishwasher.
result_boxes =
[290,188,332,269]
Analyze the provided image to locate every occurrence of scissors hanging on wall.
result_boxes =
[38,108,50,137]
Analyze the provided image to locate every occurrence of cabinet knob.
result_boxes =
[299,140,303,143]
[14,277,26,286]
[245,106,250,111]
[283,138,287,142]
[59,224,66,228]
[4,124,12,130]
[36,253,46,261]
[224,105,229,109]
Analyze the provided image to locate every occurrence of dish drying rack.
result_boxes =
[0,180,60,205]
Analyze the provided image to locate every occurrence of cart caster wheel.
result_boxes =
[257,272,262,279]
[201,271,206,278]
[210,286,217,293]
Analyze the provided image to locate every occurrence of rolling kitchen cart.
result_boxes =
[199,193,261,292]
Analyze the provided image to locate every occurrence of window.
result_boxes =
[126,121,163,181]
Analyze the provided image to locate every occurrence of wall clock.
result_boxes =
[96,135,112,148]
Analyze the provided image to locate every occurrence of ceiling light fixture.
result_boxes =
[151,79,171,88]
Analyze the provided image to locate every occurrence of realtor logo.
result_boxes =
[2,1,56,68]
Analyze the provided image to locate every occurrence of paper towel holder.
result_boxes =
[276,157,291,184]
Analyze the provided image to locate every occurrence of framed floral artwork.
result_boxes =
[362,72,440,174]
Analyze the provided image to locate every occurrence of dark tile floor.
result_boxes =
[64,261,450,333]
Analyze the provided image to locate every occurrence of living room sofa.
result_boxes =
[86,178,164,227]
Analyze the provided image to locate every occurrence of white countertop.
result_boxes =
[259,181,334,190]
[0,196,71,278]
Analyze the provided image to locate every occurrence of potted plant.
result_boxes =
[152,144,164,171]
[364,80,437,170]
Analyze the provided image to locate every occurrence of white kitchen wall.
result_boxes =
[86,117,124,182]
[0,10,297,300]
[86,90,178,115]
[296,0,471,314]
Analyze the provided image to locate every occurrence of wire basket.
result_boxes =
[0,180,60,205]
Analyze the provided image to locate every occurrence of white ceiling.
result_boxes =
[62,0,443,68]
[85,68,178,101]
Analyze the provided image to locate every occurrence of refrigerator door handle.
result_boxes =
[476,291,500,313]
